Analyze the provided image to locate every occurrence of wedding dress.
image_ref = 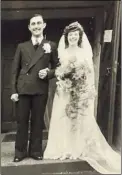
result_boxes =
[44,32,121,174]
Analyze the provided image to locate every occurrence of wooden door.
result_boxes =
[97,1,121,146]
[1,20,30,132]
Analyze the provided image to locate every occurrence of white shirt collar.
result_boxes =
[31,36,44,45]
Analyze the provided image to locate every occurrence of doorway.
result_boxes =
[1,17,95,132]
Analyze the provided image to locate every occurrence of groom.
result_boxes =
[11,14,58,162]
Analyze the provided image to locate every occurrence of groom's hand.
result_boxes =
[38,68,49,79]
[11,93,19,102]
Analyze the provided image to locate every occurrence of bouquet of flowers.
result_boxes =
[55,56,96,119]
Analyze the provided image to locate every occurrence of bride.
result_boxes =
[43,22,121,174]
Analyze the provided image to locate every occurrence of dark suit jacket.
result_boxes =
[11,39,59,95]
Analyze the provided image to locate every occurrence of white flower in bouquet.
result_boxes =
[55,65,65,79]
[56,79,72,92]
[64,79,72,92]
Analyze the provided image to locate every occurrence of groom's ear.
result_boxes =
[43,22,46,29]
[28,24,31,31]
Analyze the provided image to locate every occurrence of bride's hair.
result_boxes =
[63,22,84,48]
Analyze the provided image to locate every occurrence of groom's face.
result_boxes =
[28,16,46,37]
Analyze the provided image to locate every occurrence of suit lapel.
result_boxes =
[27,39,47,71]
[25,40,35,62]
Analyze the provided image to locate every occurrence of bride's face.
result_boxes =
[68,30,80,46]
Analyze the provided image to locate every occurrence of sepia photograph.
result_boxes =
[1,1,121,175]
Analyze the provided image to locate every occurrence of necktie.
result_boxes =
[34,43,39,50]
[34,39,39,50]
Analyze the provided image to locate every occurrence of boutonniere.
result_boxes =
[43,43,51,53]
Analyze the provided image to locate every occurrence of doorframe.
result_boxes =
[107,1,121,145]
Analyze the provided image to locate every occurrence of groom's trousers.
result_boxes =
[15,94,48,157]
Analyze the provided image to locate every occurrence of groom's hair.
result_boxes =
[29,14,44,24]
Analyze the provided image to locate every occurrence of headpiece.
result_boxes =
[63,21,84,35]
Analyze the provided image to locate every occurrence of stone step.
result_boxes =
[1,141,98,175]
[1,133,99,175]
[1,163,98,175]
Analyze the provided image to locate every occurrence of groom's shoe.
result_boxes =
[14,149,27,162]
[30,155,43,160]
[13,156,26,162]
